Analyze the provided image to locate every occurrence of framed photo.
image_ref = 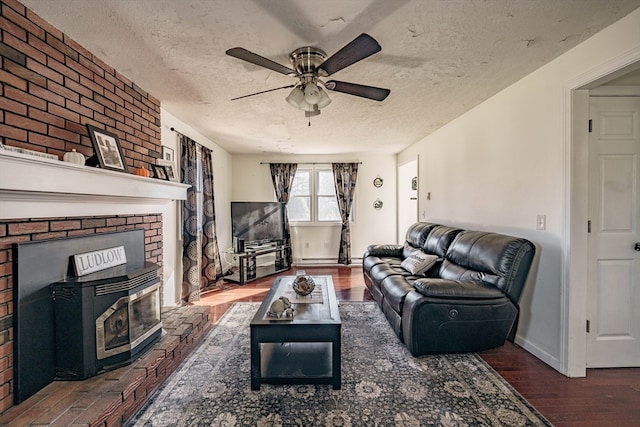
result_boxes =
[157,159,178,182]
[151,164,170,181]
[86,124,128,172]
[161,146,175,162]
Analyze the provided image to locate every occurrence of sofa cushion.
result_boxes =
[422,225,463,257]
[400,252,439,275]
[440,230,536,302]
[363,255,399,272]
[404,222,439,249]
[413,278,506,300]
[369,262,414,284]
[381,275,415,313]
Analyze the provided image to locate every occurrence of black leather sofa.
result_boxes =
[363,222,535,356]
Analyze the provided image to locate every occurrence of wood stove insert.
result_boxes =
[12,229,159,403]
[52,262,162,380]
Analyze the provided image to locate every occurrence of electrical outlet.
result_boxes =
[304,242,309,249]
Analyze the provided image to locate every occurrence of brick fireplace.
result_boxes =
[0,1,191,419]
[0,214,163,410]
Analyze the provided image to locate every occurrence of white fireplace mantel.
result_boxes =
[0,150,190,219]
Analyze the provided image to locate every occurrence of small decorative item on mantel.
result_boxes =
[134,166,151,177]
[292,270,315,296]
[63,149,85,165]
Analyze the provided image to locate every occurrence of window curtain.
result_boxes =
[332,163,358,265]
[180,134,223,304]
[269,163,298,266]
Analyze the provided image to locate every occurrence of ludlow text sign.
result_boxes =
[73,246,127,276]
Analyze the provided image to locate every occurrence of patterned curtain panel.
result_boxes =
[332,163,359,265]
[180,135,223,304]
[269,163,298,266]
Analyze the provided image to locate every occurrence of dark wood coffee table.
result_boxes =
[250,275,341,390]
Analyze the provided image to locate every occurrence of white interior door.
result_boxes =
[397,159,418,244]
[587,97,640,368]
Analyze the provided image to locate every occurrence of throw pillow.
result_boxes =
[401,252,440,275]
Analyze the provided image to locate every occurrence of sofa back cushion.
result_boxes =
[402,222,438,258]
[439,230,535,303]
[422,225,463,257]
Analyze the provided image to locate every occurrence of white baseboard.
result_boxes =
[294,257,362,266]
[514,333,564,375]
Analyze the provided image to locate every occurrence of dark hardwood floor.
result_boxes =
[196,266,640,427]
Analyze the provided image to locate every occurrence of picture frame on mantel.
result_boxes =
[86,124,128,172]
[157,159,178,181]
[161,146,175,162]
[151,164,170,181]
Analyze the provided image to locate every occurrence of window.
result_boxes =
[287,168,352,224]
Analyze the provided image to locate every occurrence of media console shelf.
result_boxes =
[225,242,290,284]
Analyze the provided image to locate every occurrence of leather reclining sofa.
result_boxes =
[363,222,536,356]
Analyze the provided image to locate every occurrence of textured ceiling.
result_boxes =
[20,0,640,155]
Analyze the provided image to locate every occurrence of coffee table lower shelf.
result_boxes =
[250,330,341,390]
[257,342,337,386]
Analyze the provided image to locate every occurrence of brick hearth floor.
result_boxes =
[0,305,212,427]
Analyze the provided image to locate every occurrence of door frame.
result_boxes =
[563,48,640,377]
[397,157,419,244]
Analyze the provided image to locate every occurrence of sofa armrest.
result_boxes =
[364,244,403,258]
[413,278,505,300]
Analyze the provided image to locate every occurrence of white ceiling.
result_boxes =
[21,0,640,155]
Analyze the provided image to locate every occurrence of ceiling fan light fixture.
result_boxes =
[286,86,304,108]
[305,105,321,118]
[303,83,321,105]
[316,86,332,109]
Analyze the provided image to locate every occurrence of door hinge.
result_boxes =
[588,119,592,133]
[588,220,591,233]
[586,320,590,333]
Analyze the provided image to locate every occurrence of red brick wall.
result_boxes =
[0,0,169,413]
[0,0,161,170]
[0,214,163,413]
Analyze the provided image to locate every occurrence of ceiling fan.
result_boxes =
[226,33,390,118]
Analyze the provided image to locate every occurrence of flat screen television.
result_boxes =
[231,201,286,246]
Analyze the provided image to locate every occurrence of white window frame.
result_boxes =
[288,167,355,226]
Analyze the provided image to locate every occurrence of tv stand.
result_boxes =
[225,241,290,284]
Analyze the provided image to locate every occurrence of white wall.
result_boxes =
[397,7,640,374]
[231,154,397,264]
[160,109,233,305]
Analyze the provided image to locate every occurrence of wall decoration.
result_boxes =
[411,176,417,191]
[63,149,85,165]
[135,166,151,177]
[373,175,383,188]
[161,146,175,162]
[151,164,170,180]
[86,124,128,172]
[157,159,178,182]
[373,198,383,209]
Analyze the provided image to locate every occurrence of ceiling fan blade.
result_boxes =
[317,33,381,76]
[226,47,297,76]
[325,80,390,101]
[230,84,295,101]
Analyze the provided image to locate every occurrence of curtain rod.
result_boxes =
[170,127,204,149]
[260,161,362,165]
[170,127,196,141]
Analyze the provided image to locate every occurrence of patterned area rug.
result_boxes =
[132,302,551,426]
